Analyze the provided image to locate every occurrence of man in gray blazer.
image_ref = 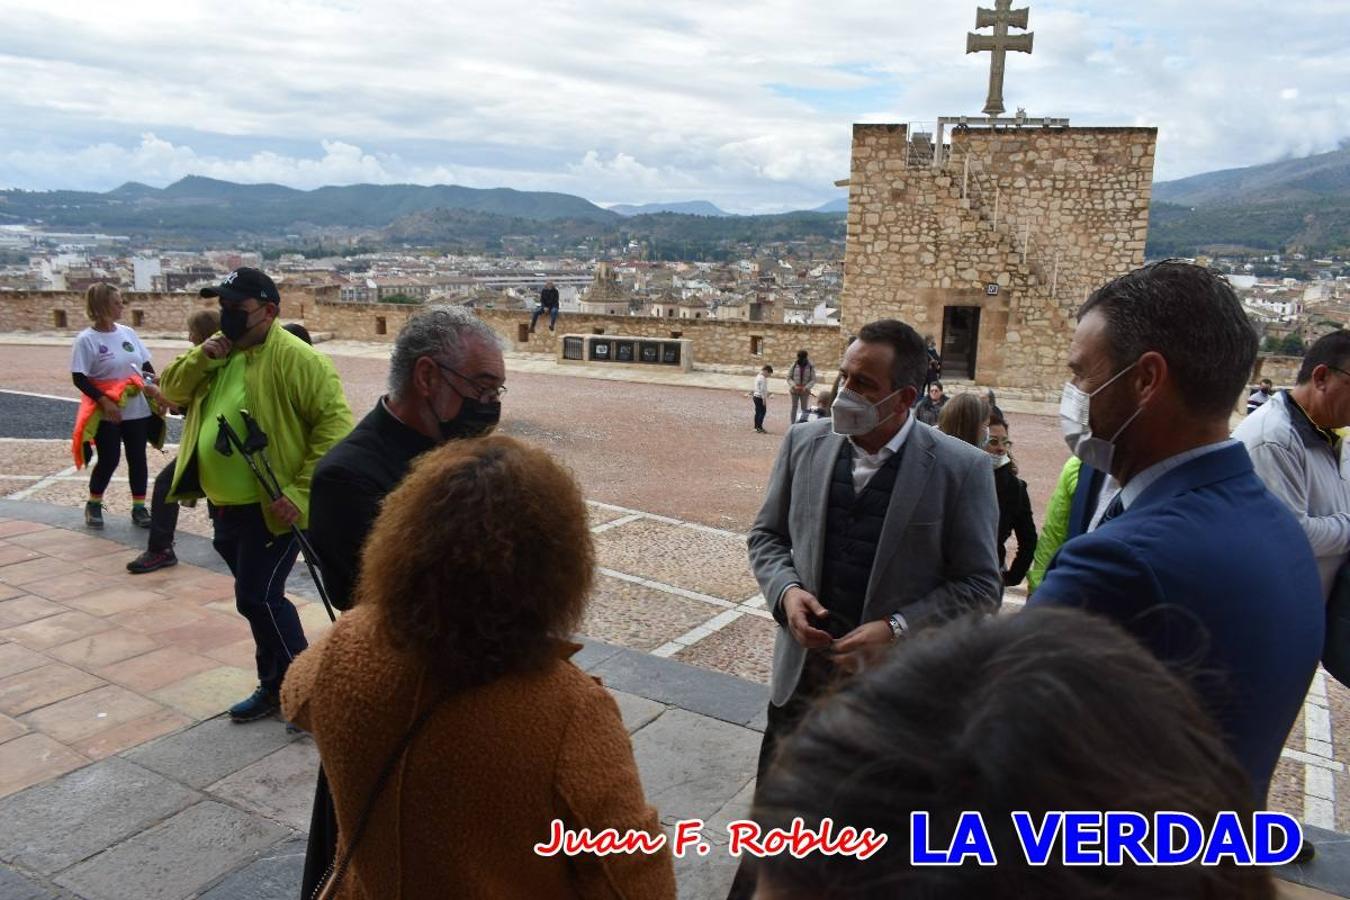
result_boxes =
[728,318,1000,899]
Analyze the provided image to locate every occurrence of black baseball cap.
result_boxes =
[201,267,281,306]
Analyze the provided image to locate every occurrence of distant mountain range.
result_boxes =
[608,200,731,217]
[1147,145,1350,255]
[0,176,845,257]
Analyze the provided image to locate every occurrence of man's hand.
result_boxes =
[830,620,895,676]
[201,335,232,360]
[783,587,833,649]
[97,396,122,424]
[269,495,302,526]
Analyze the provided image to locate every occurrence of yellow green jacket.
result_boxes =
[1026,456,1080,593]
[158,323,354,535]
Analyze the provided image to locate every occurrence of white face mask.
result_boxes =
[832,386,903,437]
[992,453,1012,469]
[1059,362,1144,473]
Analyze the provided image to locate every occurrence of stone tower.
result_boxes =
[839,123,1157,393]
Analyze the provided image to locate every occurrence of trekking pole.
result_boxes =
[215,415,336,622]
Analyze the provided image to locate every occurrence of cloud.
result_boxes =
[0,1,1347,209]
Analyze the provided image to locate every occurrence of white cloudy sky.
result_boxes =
[1,0,1347,213]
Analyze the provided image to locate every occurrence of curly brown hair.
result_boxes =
[355,434,595,688]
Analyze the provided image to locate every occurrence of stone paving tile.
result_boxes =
[0,581,29,601]
[581,575,720,652]
[6,531,128,563]
[0,641,49,678]
[631,708,761,825]
[196,837,306,900]
[70,708,192,761]
[20,569,120,601]
[0,610,113,650]
[206,740,320,832]
[168,572,238,603]
[0,712,27,744]
[0,543,42,567]
[150,666,256,719]
[295,601,335,639]
[0,521,49,539]
[0,595,64,628]
[0,757,200,876]
[60,586,167,618]
[0,478,42,499]
[53,800,289,900]
[587,503,631,527]
[596,518,758,601]
[75,547,150,577]
[19,684,165,745]
[0,663,104,716]
[0,556,79,587]
[0,733,88,798]
[97,647,222,693]
[151,614,252,654]
[0,861,62,899]
[606,688,666,734]
[47,628,160,669]
[202,637,256,670]
[673,614,776,686]
[108,600,211,635]
[1269,756,1305,822]
[124,717,301,790]
[592,649,768,727]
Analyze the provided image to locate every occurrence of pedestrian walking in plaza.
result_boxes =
[530,280,560,333]
[159,267,353,723]
[126,309,220,574]
[1247,378,1274,414]
[923,333,942,390]
[728,318,999,900]
[752,608,1272,900]
[283,436,676,899]
[786,349,816,425]
[299,306,506,894]
[985,414,1037,587]
[751,364,772,433]
[914,379,947,425]
[70,283,166,529]
[1030,261,1323,806]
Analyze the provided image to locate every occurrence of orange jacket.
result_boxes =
[71,375,164,468]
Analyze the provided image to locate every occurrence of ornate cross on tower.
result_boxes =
[966,0,1034,117]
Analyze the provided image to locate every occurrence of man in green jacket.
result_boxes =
[160,268,354,722]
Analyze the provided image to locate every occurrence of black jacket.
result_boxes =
[308,399,437,611]
[540,286,560,309]
[915,395,947,426]
[994,463,1037,586]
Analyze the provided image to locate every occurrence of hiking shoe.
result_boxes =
[131,506,152,528]
[127,547,177,574]
[228,687,280,723]
[84,502,103,528]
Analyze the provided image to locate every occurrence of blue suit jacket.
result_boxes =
[1030,444,1323,799]
[1067,463,1107,539]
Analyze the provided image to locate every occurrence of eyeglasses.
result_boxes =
[437,363,507,403]
[985,436,1013,448]
[1328,366,1350,380]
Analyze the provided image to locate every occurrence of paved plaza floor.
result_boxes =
[0,336,1347,897]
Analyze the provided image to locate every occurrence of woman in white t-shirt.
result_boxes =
[70,284,162,528]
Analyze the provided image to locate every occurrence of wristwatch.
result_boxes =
[887,612,909,642]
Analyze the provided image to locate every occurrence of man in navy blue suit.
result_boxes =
[1030,261,1323,809]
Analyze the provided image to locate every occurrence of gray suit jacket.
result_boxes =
[749,417,1002,706]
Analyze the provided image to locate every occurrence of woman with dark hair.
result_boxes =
[986,413,1037,586]
[935,391,987,447]
[69,283,164,528]
[282,436,675,898]
[752,608,1273,900]
[914,380,948,426]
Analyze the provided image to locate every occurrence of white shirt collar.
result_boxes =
[849,410,915,461]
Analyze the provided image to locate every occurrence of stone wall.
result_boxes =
[840,123,1157,391]
[306,302,846,371]
[1251,355,1303,388]
[0,287,336,335]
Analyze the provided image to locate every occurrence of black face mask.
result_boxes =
[219,307,256,341]
[428,395,501,441]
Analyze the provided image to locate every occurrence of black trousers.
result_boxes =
[147,459,180,552]
[726,655,837,900]
[753,397,767,429]
[210,504,307,693]
[88,416,150,498]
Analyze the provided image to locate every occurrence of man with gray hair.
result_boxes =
[301,305,506,893]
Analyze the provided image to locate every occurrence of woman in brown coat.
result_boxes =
[282,436,676,899]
